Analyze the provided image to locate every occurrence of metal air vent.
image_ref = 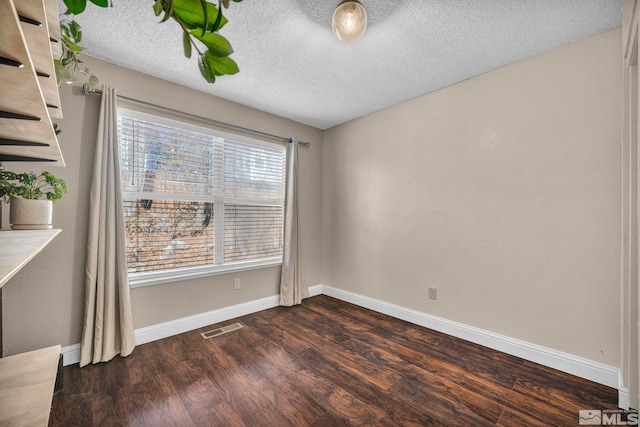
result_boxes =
[200,322,243,339]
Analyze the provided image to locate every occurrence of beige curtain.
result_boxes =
[280,139,308,306]
[80,86,135,367]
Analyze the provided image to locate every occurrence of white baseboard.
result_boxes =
[60,283,627,409]
[320,285,626,408]
[62,285,324,367]
[136,285,324,346]
[135,294,281,346]
[61,343,80,366]
[618,371,630,410]
[308,284,323,297]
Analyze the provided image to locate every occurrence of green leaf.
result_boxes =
[160,0,174,22]
[182,31,192,58]
[153,0,163,16]
[69,21,82,41]
[89,0,109,7]
[88,74,99,87]
[62,39,82,54]
[41,171,55,184]
[211,3,224,31]
[200,0,208,35]
[198,54,216,83]
[172,0,228,31]
[190,29,233,56]
[203,50,239,76]
[63,0,87,14]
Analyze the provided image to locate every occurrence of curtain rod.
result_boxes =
[82,84,311,148]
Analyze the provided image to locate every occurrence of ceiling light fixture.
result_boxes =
[332,0,367,43]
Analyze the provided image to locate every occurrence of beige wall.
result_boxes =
[2,28,625,372]
[2,56,323,355]
[322,28,622,365]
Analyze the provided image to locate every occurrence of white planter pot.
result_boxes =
[9,199,53,230]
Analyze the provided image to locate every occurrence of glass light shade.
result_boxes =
[332,1,367,42]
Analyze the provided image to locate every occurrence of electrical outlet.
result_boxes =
[233,278,241,290]
[428,287,437,300]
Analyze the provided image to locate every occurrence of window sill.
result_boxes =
[128,258,282,288]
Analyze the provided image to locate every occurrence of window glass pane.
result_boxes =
[124,199,214,273]
[119,116,216,197]
[224,139,286,203]
[118,108,286,282]
[224,204,284,263]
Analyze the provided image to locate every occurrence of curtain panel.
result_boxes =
[80,86,135,367]
[280,139,308,306]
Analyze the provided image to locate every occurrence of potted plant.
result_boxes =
[55,17,99,87]
[0,171,68,230]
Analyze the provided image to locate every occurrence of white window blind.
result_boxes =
[117,108,286,287]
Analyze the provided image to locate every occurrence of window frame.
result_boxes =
[117,106,286,288]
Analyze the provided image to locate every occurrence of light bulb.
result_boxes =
[332,1,367,43]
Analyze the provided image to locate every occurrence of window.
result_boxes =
[117,108,286,287]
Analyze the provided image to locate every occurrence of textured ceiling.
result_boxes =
[65,0,623,130]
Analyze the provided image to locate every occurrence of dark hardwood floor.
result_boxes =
[49,295,619,426]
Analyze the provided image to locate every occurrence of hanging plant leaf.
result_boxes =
[88,74,99,87]
[153,0,163,16]
[210,3,224,32]
[60,20,83,52]
[200,0,208,34]
[78,66,100,86]
[182,31,192,58]
[63,0,87,14]
[190,29,233,57]
[57,18,96,86]
[69,20,82,41]
[198,54,216,83]
[172,0,228,32]
[203,50,239,76]
[61,0,245,86]
[160,0,174,22]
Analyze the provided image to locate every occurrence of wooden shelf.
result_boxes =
[44,0,62,120]
[15,0,63,119]
[0,0,64,164]
[0,229,60,289]
[0,2,65,422]
[0,230,62,425]
[0,345,60,426]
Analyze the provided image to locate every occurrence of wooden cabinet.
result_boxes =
[0,0,64,164]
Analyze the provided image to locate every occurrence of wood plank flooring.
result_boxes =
[49,295,619,426]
